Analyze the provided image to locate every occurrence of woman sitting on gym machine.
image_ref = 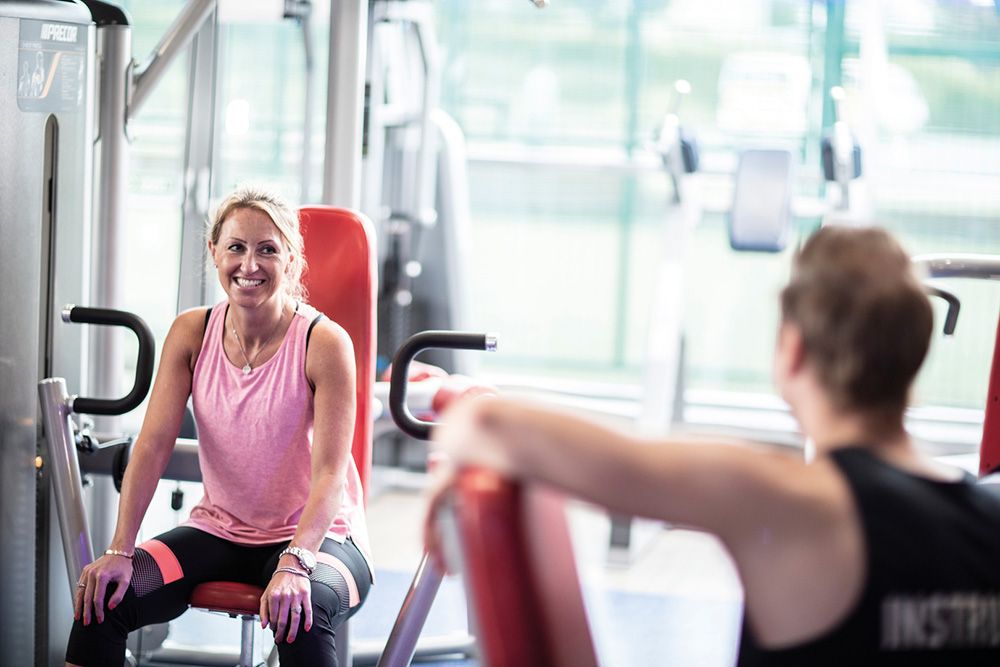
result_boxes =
[432,225,1000,665]
[67,185,372,667]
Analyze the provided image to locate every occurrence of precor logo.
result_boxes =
[40,24,78,43]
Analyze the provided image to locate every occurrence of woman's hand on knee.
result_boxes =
[74,554,133,626]
[261,570,312,644]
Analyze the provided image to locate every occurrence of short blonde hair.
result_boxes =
[209,184,308,302]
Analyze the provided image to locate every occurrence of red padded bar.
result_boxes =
[453,469,598,667]
[980,312,1000,476]
[190,582,264,616]
[300,207,377,500]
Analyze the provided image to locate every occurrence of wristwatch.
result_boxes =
[279,546,317,575]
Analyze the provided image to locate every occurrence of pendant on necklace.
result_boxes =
[242,364,252,375]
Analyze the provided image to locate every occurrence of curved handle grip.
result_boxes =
[389,331,497,440]
[925,286,960,336]
[63,306,156,415]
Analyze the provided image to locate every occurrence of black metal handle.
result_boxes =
[389,330,497,440]
[64,306,155,415]
[926,286,960,336]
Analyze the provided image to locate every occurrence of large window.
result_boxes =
[118,2,326,430]
[116,1,1000,440]
[840,2,1000,411]
[117,0,189,430]
[433,0,1000,432]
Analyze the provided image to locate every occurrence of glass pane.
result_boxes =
[117,0,190,429]
[439,0,823,394]
[842,0,1000,410]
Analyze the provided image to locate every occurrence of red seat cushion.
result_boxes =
[190,581,264,616]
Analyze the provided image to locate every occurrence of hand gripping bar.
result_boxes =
[389,331,497,440]
[62,305,155,415]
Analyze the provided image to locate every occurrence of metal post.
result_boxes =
[360,6,385,219]
[322,0,369,208]
[176,10,219,312]
[375,555,445,666]
[39,379,95,590]
[239,615,255,667]
[403,1,440,227]
[300,11,316,202]
[90,21,132,550]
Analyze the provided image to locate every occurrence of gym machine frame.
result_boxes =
[912,254,1000,477]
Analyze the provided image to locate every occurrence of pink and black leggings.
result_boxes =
[65,526,371,667]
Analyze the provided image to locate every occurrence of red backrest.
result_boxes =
[451,468,599,667]
[300,207,377,500]
[979,314,1000,476]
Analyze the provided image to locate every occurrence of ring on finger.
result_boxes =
[77,582,86,588]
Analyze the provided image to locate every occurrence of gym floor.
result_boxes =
[155,467,744,666]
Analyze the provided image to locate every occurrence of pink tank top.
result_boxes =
[186,301,372,571]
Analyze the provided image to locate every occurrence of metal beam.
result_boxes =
[131,0,217,119]
[177,10,219,312]
[322,0,369,208]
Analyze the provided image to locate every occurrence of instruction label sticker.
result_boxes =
[17,19,87,113]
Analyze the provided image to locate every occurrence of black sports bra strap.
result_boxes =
[306,313,326,352]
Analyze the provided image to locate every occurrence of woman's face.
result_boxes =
[209,207,294,310]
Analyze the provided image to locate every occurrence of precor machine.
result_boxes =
[0,2,94,664]
[1,1,226,662]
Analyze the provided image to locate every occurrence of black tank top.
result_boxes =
[737,447,1000,666]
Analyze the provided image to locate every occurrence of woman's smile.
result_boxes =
[234,276,266,289]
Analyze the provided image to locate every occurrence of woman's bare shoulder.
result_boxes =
[307,316,354,355]
[172,306,212,340]
[164,307,214,367]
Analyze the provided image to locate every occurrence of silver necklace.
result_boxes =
[230,309,285,375]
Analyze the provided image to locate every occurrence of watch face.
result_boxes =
[284,546,317,571]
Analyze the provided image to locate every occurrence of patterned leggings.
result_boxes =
[65,526,372,666]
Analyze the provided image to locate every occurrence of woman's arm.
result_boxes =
[262,319,356,642]
[292,319,357,553]
[433,397,831,544]
[77,308,203,624]
[108,309,203,551]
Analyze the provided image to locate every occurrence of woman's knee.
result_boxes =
[311,542,372,621]
[309,567,353,621]
[65,594,134,667]
[273,609,340,667]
